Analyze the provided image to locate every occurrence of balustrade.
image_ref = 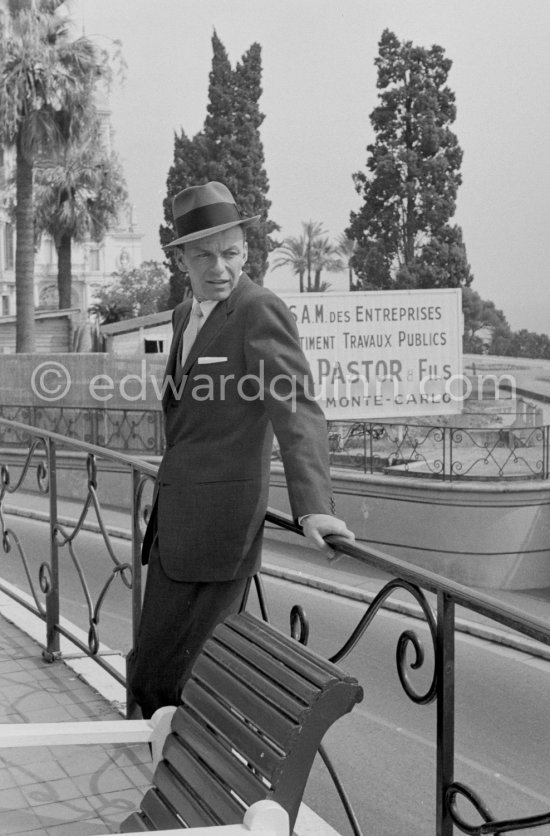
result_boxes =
[2,405,549,480]
[1,416,550,834]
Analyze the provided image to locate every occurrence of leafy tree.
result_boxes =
[0,0,112,351]
[89,261,171,324]
[500,330,550,360]
[347,29,473,291]
[34,115,128,309]
[461,287,510,353]
[161,30,278,300]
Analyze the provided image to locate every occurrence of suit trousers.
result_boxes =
[126,533,249,719]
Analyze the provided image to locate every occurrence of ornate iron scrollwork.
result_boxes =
[447,781,550,834]
[53,453,135,654]
[0,437,50,616]
[329,578,437,704]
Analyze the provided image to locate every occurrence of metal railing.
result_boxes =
[1,415,550,835]
[320,420,550,480]
[0,404,165,456]
[2,405,549,480]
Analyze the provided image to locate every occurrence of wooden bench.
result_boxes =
[121,612,363,833]
[0,612,363,834]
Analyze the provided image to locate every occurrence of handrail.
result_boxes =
[265,508,550,646]
[2,416,550,834]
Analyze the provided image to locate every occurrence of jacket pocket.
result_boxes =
[157,479,263,577]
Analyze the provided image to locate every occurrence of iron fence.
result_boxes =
[2,405,549,481]
[321,420,550,480]
[0,404,165,455]
[1,416,550,834]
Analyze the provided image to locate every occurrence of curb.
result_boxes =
[5,502,550,664]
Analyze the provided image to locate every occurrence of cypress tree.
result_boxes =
[161,30,277,299]
[203,31,236,185]
[231,42,279,283]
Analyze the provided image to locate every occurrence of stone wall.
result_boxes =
[0,353,165,410]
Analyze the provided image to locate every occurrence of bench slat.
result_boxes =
[161,735,253,824]
[206,631,320,705]
[132,787,183,831]
[168,711,273,802]
[202,640,317,720]
[141,778,214,830]
[152,761,243,828]
[224,614,351,684]
[182,668,300,750]
[171,701,282,780]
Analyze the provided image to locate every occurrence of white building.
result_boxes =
[0,0,143,330]
[34,202,143,317]
[100,310,172,356]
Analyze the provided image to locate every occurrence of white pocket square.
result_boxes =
[197,356,228,364]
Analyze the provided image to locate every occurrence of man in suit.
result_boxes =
[127,182,354,718]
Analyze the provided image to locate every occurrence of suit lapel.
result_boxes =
[162,300,191,411]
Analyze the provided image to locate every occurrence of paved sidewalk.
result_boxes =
[0,616,152,836]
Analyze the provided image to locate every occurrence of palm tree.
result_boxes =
[271,236,307,293]
[273,222,343,293]
[0,1,111,351]
[310,235,343,291]
[34,117,128,310]
[301,220,324,292]
[336,233,358,290]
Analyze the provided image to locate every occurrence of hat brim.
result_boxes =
[164,215,260,249]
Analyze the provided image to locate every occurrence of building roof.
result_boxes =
[100,309,173,336]
[0,308,81,324]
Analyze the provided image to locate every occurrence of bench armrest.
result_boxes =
[0,706,176,768]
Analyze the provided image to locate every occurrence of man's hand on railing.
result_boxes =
[301,514,355,561]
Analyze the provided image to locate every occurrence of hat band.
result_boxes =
[174,202,241,239]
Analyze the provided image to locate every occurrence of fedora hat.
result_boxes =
[164,181,260,248]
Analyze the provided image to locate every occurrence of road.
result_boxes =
[2,514,550,835]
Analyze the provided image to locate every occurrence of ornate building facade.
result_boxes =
[0,0,143,330]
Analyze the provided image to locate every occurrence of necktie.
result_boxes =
[181,301,203,368]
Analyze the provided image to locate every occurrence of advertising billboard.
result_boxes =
[282,288,463,419]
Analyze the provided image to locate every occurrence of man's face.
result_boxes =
[175,226,248,301]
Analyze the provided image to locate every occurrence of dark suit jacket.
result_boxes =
[143,273,335,582]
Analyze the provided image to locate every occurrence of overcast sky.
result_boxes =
[72,0,550,335]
